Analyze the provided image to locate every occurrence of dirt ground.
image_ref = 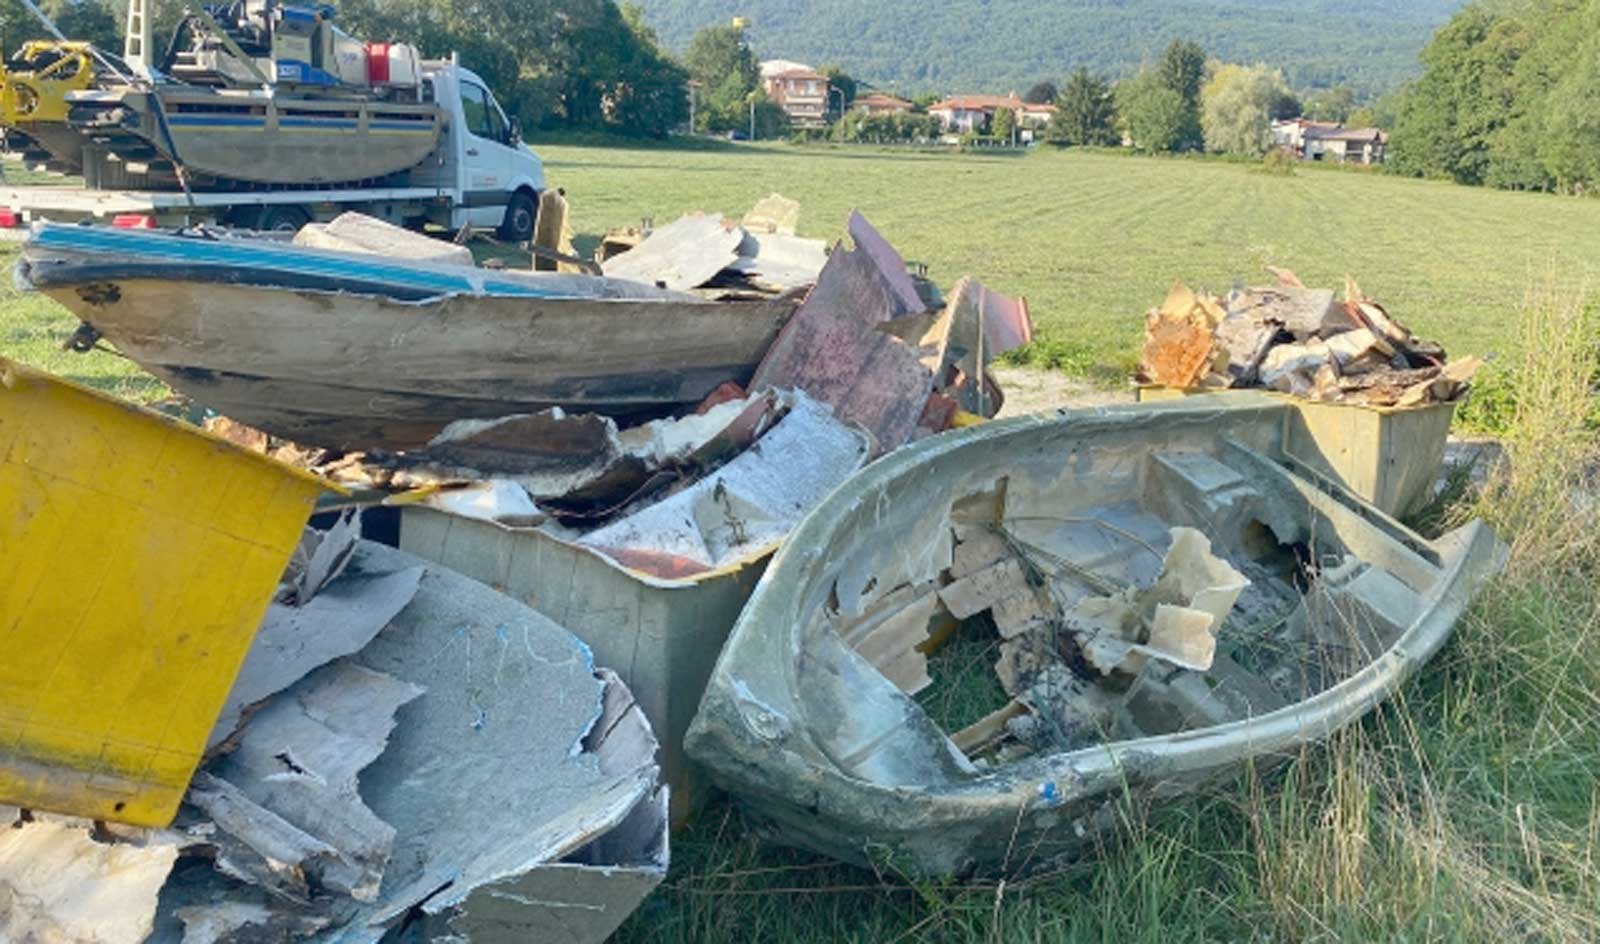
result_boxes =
[992,367,1135,419]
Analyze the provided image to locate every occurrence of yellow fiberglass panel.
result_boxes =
[0,358,330,827]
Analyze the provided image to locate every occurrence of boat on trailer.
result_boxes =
[686,393,1505,878]
[19,222,798,450]
[66,83,442,187]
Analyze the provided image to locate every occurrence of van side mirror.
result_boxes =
[509,117,521,145]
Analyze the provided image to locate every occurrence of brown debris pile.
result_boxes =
[1139,270,1483,408]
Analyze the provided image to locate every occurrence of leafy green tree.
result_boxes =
[336,0,687,138]
[1116,70,1190,153]
[1158,39,1207,104]
[1023,80,1058,104]
[1346,106,1379,129]
[819,63,856,118]
[684,22,760,133]
[750,91,788,140]
[1304,85,1356,123]
[1201,62,1291,155]
[1155,38,1205,149]
[1046,67,1116,146]
[990,103,1016,142]
[1270,89,1301,121]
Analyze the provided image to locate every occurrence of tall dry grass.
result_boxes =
[1236,283,1600,941]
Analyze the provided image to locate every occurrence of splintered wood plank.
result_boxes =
[950,701,1030,756]
[939,558,1030,620]
[843,591,943,694]
[950,528,1011,579]
[991,590,1050,639]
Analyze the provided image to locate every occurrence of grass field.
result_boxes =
[534,143,1600,379]
[1,143,1597,943]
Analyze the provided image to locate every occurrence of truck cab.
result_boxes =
[409,61,545,241]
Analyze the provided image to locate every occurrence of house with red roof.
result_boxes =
[760,60,831,129]
[928,93,1057,140]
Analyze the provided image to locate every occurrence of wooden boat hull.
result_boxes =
[686,395,1506,877]
[22,225,794,449]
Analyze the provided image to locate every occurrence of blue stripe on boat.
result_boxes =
[279,117,360,129]
[168,116,267,127]
[29,224,574,299]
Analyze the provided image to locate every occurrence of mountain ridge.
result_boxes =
[631,0,1468,96]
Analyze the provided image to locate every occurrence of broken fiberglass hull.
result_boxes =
[19,222,796,450]
[686,393,1506,878]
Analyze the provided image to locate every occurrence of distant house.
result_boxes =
[852,92,914,115]
[760,60,830,128]
[1304,126,1387,165]
[928,93,1056,141]
[1271,118,1339,153]
[1271,118,1387,164]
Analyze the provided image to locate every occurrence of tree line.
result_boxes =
[0,0,693,138]
[1384,0,1600,194]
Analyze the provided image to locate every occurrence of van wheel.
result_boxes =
[498,190,537,243]
[258,205,311,233]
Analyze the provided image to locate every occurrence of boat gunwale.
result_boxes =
[691,397,1506,815]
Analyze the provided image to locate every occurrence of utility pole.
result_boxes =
[749,97,756,141]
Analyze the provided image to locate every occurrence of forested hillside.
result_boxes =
[631,0,1466,95]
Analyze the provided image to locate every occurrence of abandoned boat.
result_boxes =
[58,0,446,187]
[686,393,1506,878]
[65,83,443,186]
[19,221,797,450]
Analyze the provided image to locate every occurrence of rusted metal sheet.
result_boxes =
[847,210,924,313]
[749,229,930,454]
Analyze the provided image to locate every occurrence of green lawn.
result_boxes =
[1,143,1597,943]
[534,142,1600,377]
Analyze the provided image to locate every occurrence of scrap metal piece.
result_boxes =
[749,226,930,454]
[686,394,1506,878]
[601,212,747,291]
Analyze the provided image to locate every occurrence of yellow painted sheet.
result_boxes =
[0,359,331,826]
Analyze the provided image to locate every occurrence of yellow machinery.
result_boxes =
[0,40,95,128]
[0,40,97,170]
[0,358,331,826]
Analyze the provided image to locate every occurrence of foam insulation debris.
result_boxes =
[0,522,668,943]
[293,212,475,268]
[1139,269,1482,407]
